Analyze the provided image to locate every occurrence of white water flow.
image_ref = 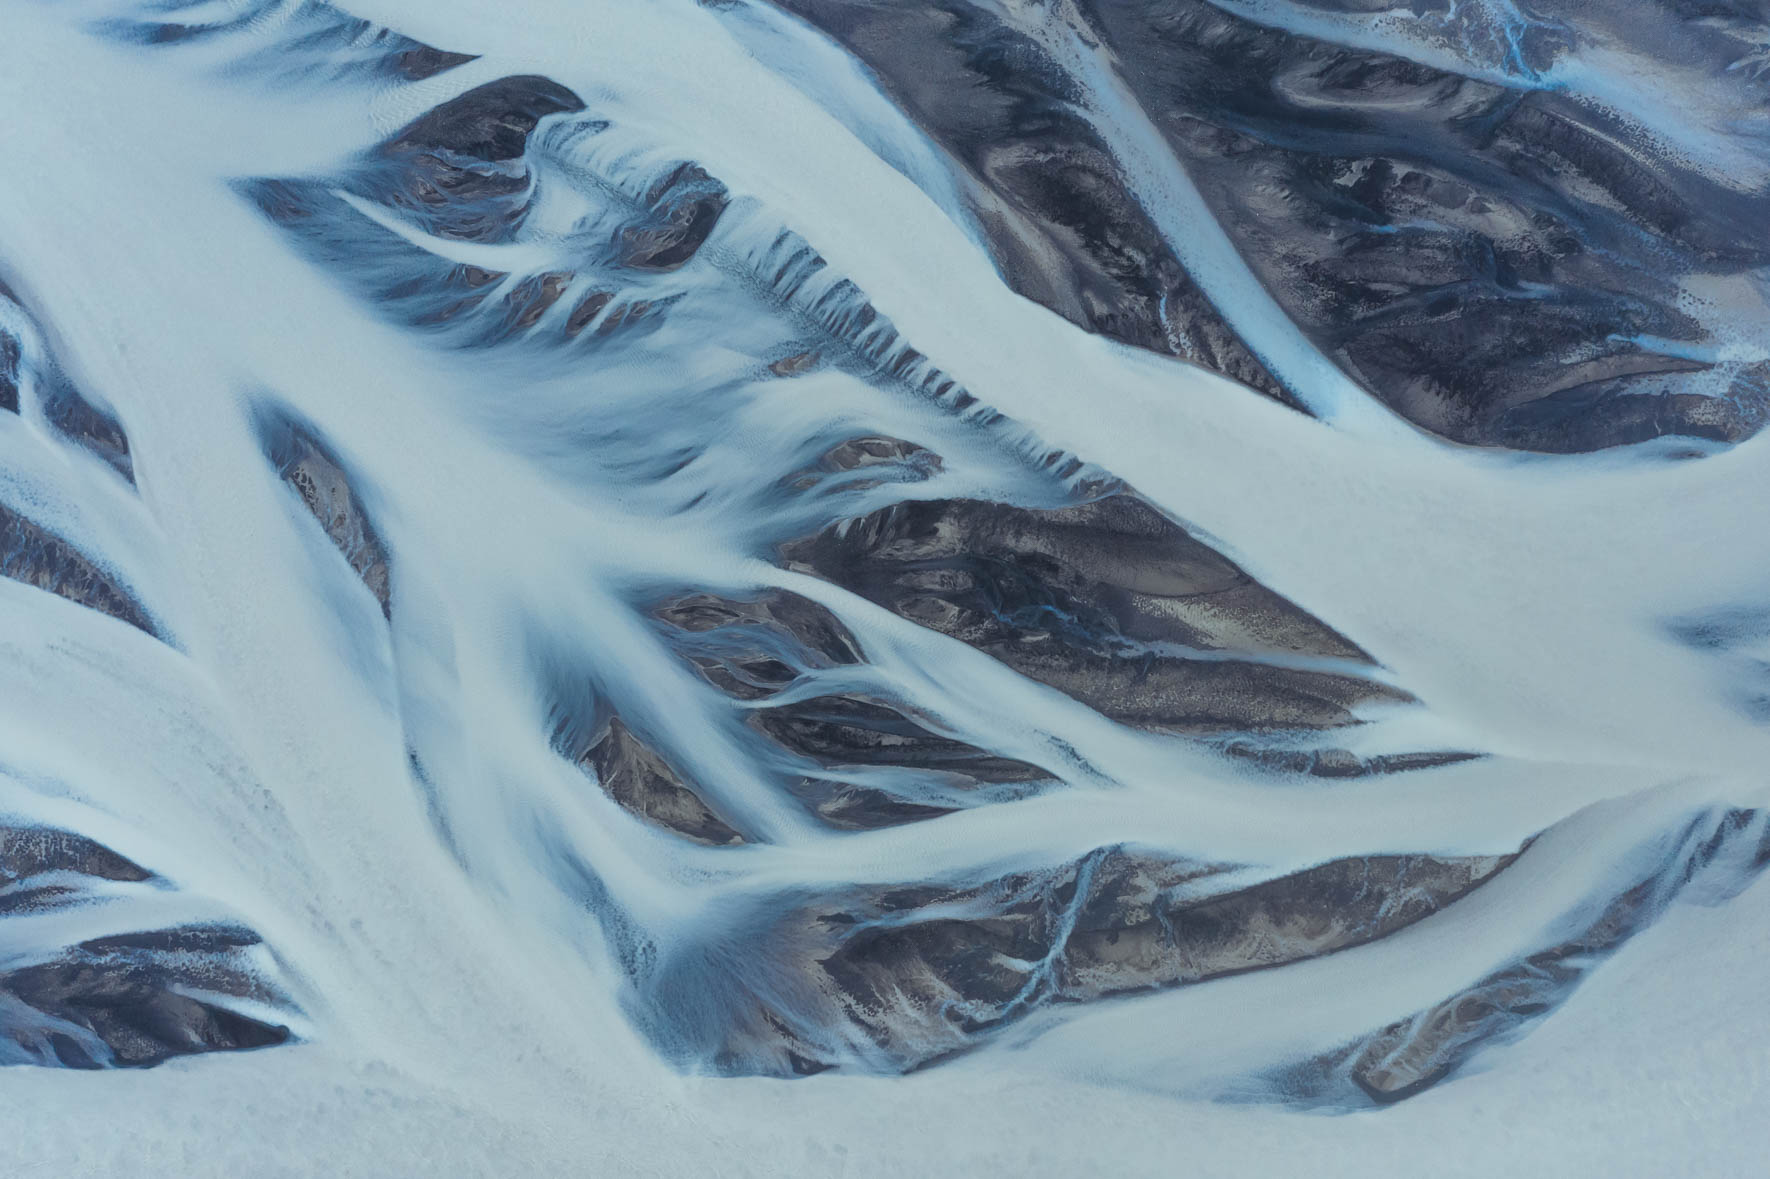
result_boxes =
[0,0,1767,1173]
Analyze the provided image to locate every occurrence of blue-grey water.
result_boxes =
[1,1,1768,1173]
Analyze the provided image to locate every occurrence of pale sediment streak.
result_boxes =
[0,0,1768,1171]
